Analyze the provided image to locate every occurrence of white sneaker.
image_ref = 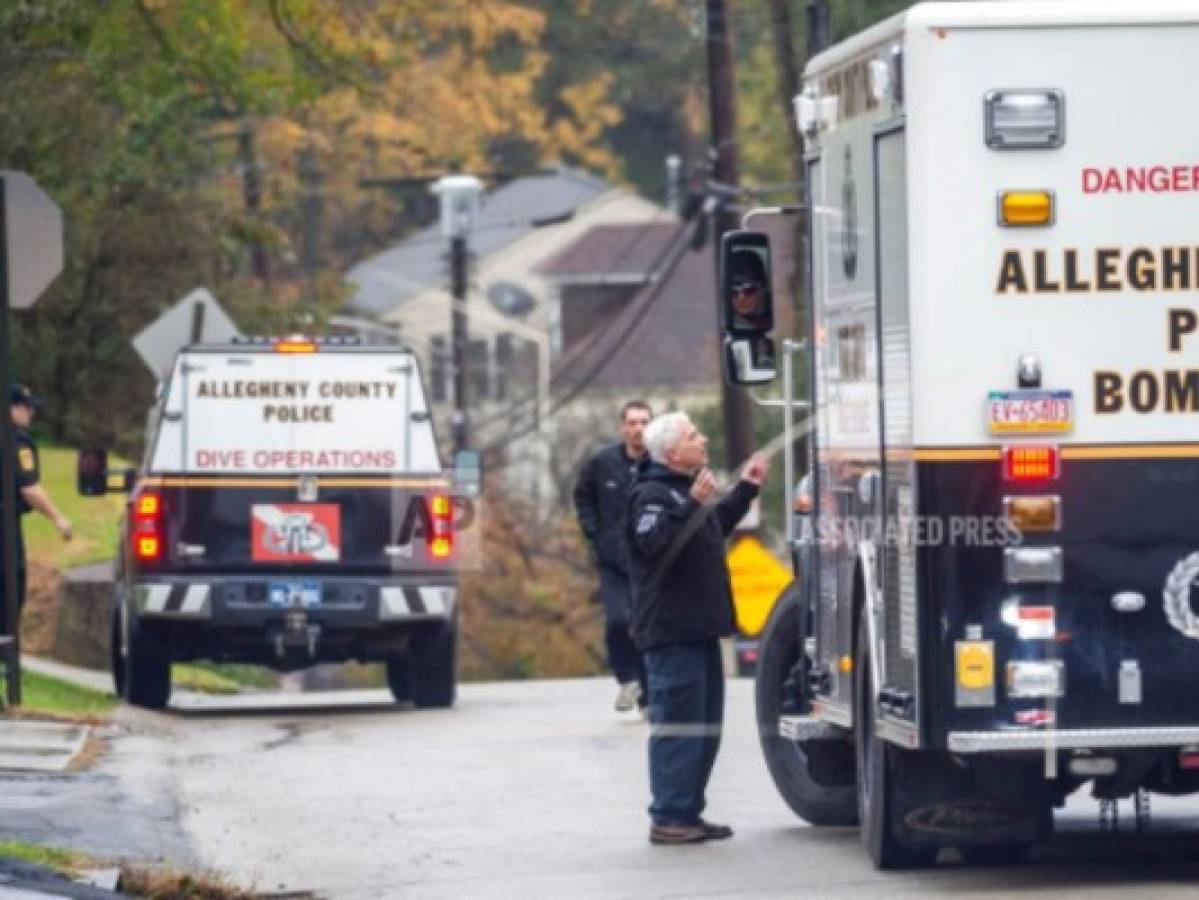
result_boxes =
[615,681,642,712]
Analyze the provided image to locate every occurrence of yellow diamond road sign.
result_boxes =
[727,535,792,638]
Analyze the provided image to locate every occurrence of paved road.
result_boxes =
[102,678,1199,899]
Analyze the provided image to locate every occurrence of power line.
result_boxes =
[480,215,703,453]
[468,206,688,432]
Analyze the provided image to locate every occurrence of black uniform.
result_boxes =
[625,461,757,650]
[625,460,758,826]
[1,429,39,630]
[572,441,648,699]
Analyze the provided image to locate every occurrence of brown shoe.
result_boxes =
[649,823,707,845]
[699,819,733,840]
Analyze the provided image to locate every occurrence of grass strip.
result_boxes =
[0,842,268,899]
[0,840,89,875]
[13,669,116,717]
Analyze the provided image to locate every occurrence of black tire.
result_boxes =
[410,622,457,709]
[110,601,127,699]
[958,843,1034,866]
[124,609,172,711]
[385,655,412,704]
[756,583,857,826]
[855,615,936,869]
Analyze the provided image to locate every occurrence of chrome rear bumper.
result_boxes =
[948,727,1199,753]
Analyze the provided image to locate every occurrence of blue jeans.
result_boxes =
[645,638,724,826]
[599,569,647,697]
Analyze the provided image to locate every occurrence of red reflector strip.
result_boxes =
[1003,445,1060,481]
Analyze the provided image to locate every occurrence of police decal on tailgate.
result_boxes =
[251,503,341,562]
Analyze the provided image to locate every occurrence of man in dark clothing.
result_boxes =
[626,411,767,845]
[572,401,652,712]
[1,384,72,636]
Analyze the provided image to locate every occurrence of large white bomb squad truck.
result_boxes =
[78,335,474,711]
[724,1,1199,869]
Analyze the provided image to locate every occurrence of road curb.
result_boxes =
[21,657,114,695]
[0,720,90,772]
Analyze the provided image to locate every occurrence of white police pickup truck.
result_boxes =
[80,336,465,710]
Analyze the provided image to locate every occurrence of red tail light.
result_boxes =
[1003,445,1060,481]
[133,490,164,562]
[429,494,453,559]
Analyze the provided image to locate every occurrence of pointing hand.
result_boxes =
[741,452,769,487]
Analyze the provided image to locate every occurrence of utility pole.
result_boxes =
[807,0,832,59]
[705,0,756,470]
[0,180,20,707]
[237,123,271,286]
[0,172,65,707]
[299,140,323,281]
[432,175,483,455]
[771,0,812,478]
[449,234,468,452]
[770,0,806,187]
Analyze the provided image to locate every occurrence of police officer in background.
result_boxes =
[573,400,652,713]
[1,384,72,634]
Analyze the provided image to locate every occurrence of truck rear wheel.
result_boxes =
[385,655,411,704]
[124,609,172,711]
[410,622,457,709]
[110,599,126,698]
[756,583,857,826]
[958,842,1034,866]
[855,615,936,869]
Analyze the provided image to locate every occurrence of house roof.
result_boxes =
[551,223,721,392]
[345,166,612,318]
[537,222,680,284]
[551,217,797,394]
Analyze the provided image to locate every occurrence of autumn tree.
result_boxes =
[1,0,631,449]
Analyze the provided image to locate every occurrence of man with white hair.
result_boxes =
[626,411,768,845]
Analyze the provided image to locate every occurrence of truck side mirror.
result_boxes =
[453,450,481,498]
[724,335,777,385]
[77,448,135,497]
[77,448,108,496]
[720,230,775,337]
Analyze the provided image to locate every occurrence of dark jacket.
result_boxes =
[572,442,644,574]
[1,429,38,517]
[626,460,758,651]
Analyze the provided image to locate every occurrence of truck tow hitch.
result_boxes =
[273,608,322,659]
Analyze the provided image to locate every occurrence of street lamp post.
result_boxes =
[432,175,483,454]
